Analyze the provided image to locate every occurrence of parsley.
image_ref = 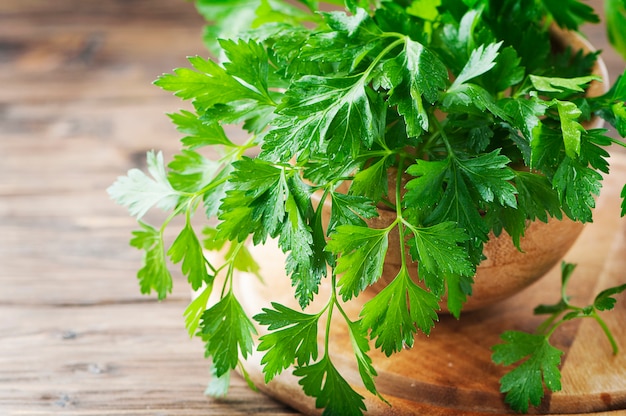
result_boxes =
[109,1,626,415]
[493,262,626,413]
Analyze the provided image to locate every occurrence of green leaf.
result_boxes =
[552,156,602,222]
[407,150,516,247]
[451,42,502,89]
[167,220,210,291]
[107,151,179,219]
[405,222,474,296]
[406,156,489,249]
[529,74,600,94]
[405,158,448,211]
[592,73,626,136]
[349,157,390,202]
[154,55,266,109]
[129,222,172,300]
[442,83,512,122]
[167,149,220,193]
[541,0,599,30]
[322,7,376,37]
[220,38,272,101]
[254,302,320,382]
[501,96,548,144]
[279,187,319,309]
[195,0,261,54]
[594,283,626,311]
[168,110,233,148]
[385,38,448,136]
[346,319,383,399]
[294,356,367,416]
[184,284,212,338]
[513,171,562,224]
[230,244,262,278]
[444,272,474,318]
[406,0,441,21]
[529,122,566,174]
[487,46,525,93]
[328,192,378,234]
[579,129,611,174]
[457,150,517,207]
[492,331,563,413]
[326,224,390,301]
[606,0,626,60]
[554,100,583,159]
[199,292,257,377]
[218,158,287,243]
[262,74,377,163]
[360,268,439,355]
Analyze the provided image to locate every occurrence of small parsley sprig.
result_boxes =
[108,1,626,415]
[492,262,626,413]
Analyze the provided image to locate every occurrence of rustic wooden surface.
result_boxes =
[0,0,624,415]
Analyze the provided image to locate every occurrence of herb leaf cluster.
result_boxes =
[108,0,626,414]
[493,262,626,413]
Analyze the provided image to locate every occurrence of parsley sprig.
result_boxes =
[493,262,626,413]
[109,1,626,414]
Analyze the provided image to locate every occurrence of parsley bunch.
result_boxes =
[109,0,626,414]
[493,262,626,412]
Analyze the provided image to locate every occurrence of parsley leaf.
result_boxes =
[184,284,212,338]
[262,74,376,163]
[529,74,600,94]
[155,54,270,111]
[167,149,219,193]
[107,151,179,219]
[406,150,516,246]
[404,222,474,297]
[541,0,599,30]
[450,42,502,90]
[254,302,320,382]
[349,157,391,202]
[218,158,288,243]
[385,37,448,136]
[199,291,257,377]
[594,284,626,311]
[360,268,439,355]
[280,187,319,308]
[346,319,382,399]
[167,110,233,148]
[495,262,624,412]
[326,224,391,301]
[328,192,378,234]
[492,331,563,413]
[167,219,210,291]
[294,356,367,416]
[129,221,172,300]
[552,156,602,222]
[501,96,548,145]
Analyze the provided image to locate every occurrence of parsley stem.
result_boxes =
[325,278,336,355]
[394,156,409,272]
[431,116,454,156]
[363,37,406,81]
[591,310,619,355]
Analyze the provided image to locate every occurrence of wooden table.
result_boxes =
[0,1,624,415]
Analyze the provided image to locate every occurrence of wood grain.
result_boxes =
[0,0,624,415]
[0,1,296,414]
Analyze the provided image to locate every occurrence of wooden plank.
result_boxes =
[0,303,298,415]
